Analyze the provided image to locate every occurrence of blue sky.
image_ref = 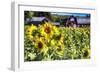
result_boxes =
[51,12,90,17]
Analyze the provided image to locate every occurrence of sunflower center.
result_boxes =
[83,50,89,57]
[38,42,43,49]
[44,26,51,34]
[28,30,30,32]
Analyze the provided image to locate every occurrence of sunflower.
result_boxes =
[82,48,90,59]
[34,37,48,55]
[25,24,37,39]
[39,22,55,39]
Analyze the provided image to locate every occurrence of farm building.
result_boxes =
[77,17,90,27]
[25,17,50,26]
[25,16,90,27]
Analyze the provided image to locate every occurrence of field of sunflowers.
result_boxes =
[24,22,90,61]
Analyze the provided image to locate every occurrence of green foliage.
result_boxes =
[24,23,90,61]
[63,27,90,59]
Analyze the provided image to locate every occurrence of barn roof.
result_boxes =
[30,17,48,22]
[77,18,90,24]
[25,17,49,24]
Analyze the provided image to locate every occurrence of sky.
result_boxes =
[51,12,90,17]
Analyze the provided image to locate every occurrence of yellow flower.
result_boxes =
[25,24,37,35]
[25,24,37,39]
[34,37,48,55]
[39,22,54,39]
[82,48,90,58]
